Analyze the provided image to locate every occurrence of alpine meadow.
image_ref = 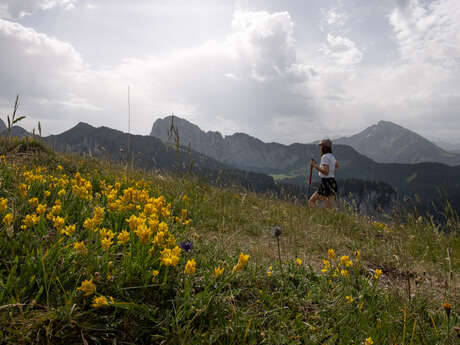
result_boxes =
[0,136,458,344]
[2,0,460,344]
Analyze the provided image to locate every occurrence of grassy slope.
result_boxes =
[0,138,459,344]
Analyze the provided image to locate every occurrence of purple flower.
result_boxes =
[180,240,193,252]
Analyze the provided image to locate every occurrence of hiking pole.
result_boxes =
[307,158,314,199]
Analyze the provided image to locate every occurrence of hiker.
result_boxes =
[308,139,338,208]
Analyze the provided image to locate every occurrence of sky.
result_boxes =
[1,0,460,144]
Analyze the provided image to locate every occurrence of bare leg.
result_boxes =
[308,191,322,208]
[325,196,334,209]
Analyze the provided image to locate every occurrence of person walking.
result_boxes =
[308,139,338,208]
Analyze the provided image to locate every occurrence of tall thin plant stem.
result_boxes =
[276,236,285,287]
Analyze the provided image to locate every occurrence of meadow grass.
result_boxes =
[0,137,458,344]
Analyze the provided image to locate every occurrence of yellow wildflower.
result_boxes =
[28,197,39,208]
[339,256,353,267]
[135,224,153,244]
[266,265,273,277]
[22,214,40,228]
[374,269,382,280]
[99,228,115,240]
[161,247,181,267]
[443,301,452,318]
[184,259,196,275]
[91,296,109,308]
[345,295,354,303]
[73,241,87,254]
[19,183,28,197]
[295,258,302,266]
[321,259,331,273]
[126,214,141,231]
[232,252,250,272]
[340,269,349,277]
[3,213,13,226]
[57,165,63,172]
[152,270,160,277]
[181,209,188,222]
[58,189,66,198]
[44,190,51,197]
[93,206,104,225]
[328,248,336,260]
[355,250,361,262]
[53,216,65,229]
[161,204,171,218]
[117,230,130,245]
[158,221,168,233]
[61,224,76,236]
[364,337,373,345]
[101,237,113,251]
[77,279,96,296]
[36,203,47,216]
[182,195,190,203]
[0,197,8,213]
[214,266,225,278]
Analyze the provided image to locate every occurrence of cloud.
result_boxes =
[0,17,93,132]
[321,34,363,66]
[0,0,78,19]
[389,0,460,64]
[2,1,460,144]
[0,9,317,142]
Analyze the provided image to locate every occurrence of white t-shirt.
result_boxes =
[319,153,336,178]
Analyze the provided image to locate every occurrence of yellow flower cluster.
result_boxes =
[98,227,115,251]
[61,224,76,236]
[36,203,47,216]
[321,249,359,277]
[321,259,331,273]
[2,213,13,226]
[339,255,353,268]
[46,200,63,230]
[117,230,130,245]
[21,213,40,230]
[77,278,96,296]
[233,252,250,272]
[160,246,182,267]
[23,168,47,185]
[83,206,105,231]
[74,241,87,254]
[8,161,200,311]
[184,259,196,275]
[92,295,109,308]
[214,266,225,278]
[0,198,12,226]
[266,265,273,277]
[0,197,8,213]
[71,172,93,201]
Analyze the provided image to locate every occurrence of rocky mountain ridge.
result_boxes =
[335,120,460,165]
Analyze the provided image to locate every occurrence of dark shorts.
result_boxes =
[318,178,337,197]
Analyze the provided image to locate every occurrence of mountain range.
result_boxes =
[45,122,278,193]
[150,116,460,210]
[4,116,460,214]
[335,120,460,165]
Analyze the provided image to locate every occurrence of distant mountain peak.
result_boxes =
[336,120,460,165]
